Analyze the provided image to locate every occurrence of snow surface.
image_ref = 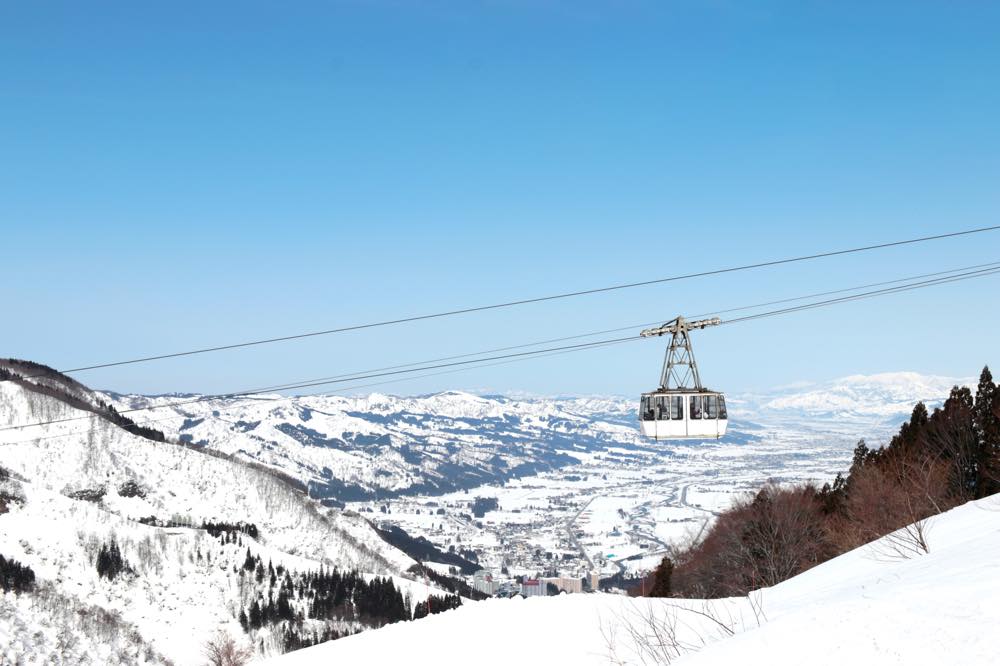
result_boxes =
[265,495,1000,666]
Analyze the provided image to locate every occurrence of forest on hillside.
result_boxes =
[644,366,1000,599]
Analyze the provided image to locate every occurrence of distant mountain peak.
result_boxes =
[746,370,970,419]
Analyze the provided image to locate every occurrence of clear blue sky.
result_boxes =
[2,1,998,397]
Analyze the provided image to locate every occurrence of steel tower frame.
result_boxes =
[640,316,721,391]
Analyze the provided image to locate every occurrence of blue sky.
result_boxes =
[2,1,999,397]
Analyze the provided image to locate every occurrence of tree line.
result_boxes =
[236,548,462,640]
[407,563,488,601]
[0,553,35,593]
[203,520,259,540]
[646,366,1000,599]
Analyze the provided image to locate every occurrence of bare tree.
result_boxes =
[602,599,744,666]
[877,453,954,559]
[203,631,253,666]
[832,452,955,559]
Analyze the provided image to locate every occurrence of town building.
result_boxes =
[520,578,545,597]
[541,576,583,594]
[473,569,499,596]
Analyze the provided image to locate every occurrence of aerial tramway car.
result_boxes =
[639,316,728,440]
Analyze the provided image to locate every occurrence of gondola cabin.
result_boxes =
[638,315,728,441]
[639,390,727,440]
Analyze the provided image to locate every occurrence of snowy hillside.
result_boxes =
[0,372,459,664]
[265,494,1000,666]
[108,390,643,504]
[0,380,409,572]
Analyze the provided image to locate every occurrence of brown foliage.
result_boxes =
[672,485,833,598]
[660,366,1000,600]
[829,452,957,555]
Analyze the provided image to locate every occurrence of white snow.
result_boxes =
[264,494,1000,666]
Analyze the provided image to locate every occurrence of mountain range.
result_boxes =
[0,360,973,663]
[108,371,970,505]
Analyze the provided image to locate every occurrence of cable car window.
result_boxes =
[689,395,703,419]
[705,395,718,419]
[641,396,654,421]
[718,395,728,419]
[655,396,670,420]
[671,395,684,420]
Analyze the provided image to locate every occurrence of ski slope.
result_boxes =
[266,494,1000,666]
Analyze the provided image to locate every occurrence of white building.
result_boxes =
[473,569,499,596]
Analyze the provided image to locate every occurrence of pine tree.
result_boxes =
[0,554,35,593]
[648,556,673,597]
[974,366,1000,496]
[277,589,293,621]
[96,539,128,580]
[249,599,262,629]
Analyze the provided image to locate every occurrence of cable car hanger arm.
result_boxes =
[639,316,722,338]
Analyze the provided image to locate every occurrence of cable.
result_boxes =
[0,336,641,432]
[0,339,636,446]
[4,261,998,434]
[20,224,1000,379]
[690,259,1000,320]
[722,265,1000,325]
[225,259,1000,393]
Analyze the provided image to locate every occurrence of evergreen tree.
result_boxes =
[974,366,1000,496]
[942,386,978,496]
[648,556,673,597]
[96,539,128,580]
[0,554,35,593]
[248,599,262,630]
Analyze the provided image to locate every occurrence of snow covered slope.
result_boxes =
[264,494,1000,666]
[0,380,409,572]
[0,374,442,664]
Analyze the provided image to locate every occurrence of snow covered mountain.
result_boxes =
[108,391,643,504]
[265,493,1000,666]
[737,371,969,422]
[0,362,449,664]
